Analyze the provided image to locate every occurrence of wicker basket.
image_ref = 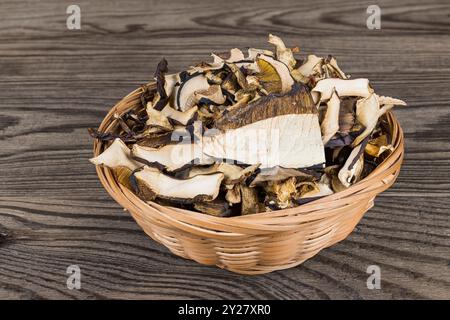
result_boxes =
[93,83,404,275]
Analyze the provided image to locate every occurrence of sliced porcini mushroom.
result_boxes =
[365,134,393,157]
[194,84,226,106]
[215,82,315,130]
[152,58,171,110]
[204,112,325,169]
[146,102,174,132]
[113,167,133,189]
[325,56,348,79]
[176,74,210,111]
[225,184,241,204]
[249,166,315,187]
[351,93,380,147]
[132,143,214,172]
[213,48,246,63]
[265,177,297,209]
[300,174,334,198]
[256,54,295,94]
[338,97,356,135]
[321,89,341,144]
[134,166,224,203]
[90,138,141,171]
[194,199,232,217]
[160,105,198,126]
[377,95,407,107]
[226,93,252,112]
[188,163,260,185]
[136,131,174,148]
[240,185,260,215]
[351,95,406,146]
[338,143,365,187]
[246,47,274,60]
[268,34,296,70]
[294,54,323,78]
[312,78,371,103]
[204,84,325,169]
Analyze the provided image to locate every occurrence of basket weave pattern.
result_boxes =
[93,83,404,275]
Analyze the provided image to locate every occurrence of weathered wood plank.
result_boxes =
[0,0,449,299]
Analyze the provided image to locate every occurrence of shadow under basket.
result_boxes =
[93,83,404,275]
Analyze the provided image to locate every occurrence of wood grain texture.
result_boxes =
[0,0,449,299]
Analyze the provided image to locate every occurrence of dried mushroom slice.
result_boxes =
[300,174,334,198]
[176,74,210,111]
[90,138,141,171]
[365,134,393,158]
[294,54,323,79]
[338,142,366,187]
[256,55,294,94]
[194,200,232,217]
[146,102,174,132]
[160,105,198,126]
[188,163,260,186]
[132,143,214,172]
[321,89,341,144]
[268,34,297,70]
[249,166,315,187]
[194,85,226,106]
[265,177,297,209]
[134,166,224,203]
[312,78,371,103]
[240,185,260,215]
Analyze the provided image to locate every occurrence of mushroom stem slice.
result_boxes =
[89,138,141,171]
[321,89,341,144]
[312,78,371,102]
[134,166,224,203]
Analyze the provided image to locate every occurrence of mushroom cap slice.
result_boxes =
[215,82,315,130]
[146,103,174,132]
[256,55,294,94]
[90,138,141,171]
[160,105,198,126]
[194,84,226,106]
[176,74,210,111]
[134,166,224,202]
[312,78,371,102]
[132,143,214,172]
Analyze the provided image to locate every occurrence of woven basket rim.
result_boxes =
[92,82,404,232]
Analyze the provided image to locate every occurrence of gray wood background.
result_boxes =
[0,0,449,299]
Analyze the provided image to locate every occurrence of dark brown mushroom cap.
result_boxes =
[214,82,316,131]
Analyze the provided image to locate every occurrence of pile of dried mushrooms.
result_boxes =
[89,35,406,217]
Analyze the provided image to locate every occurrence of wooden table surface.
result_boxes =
[0,0,449,300]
